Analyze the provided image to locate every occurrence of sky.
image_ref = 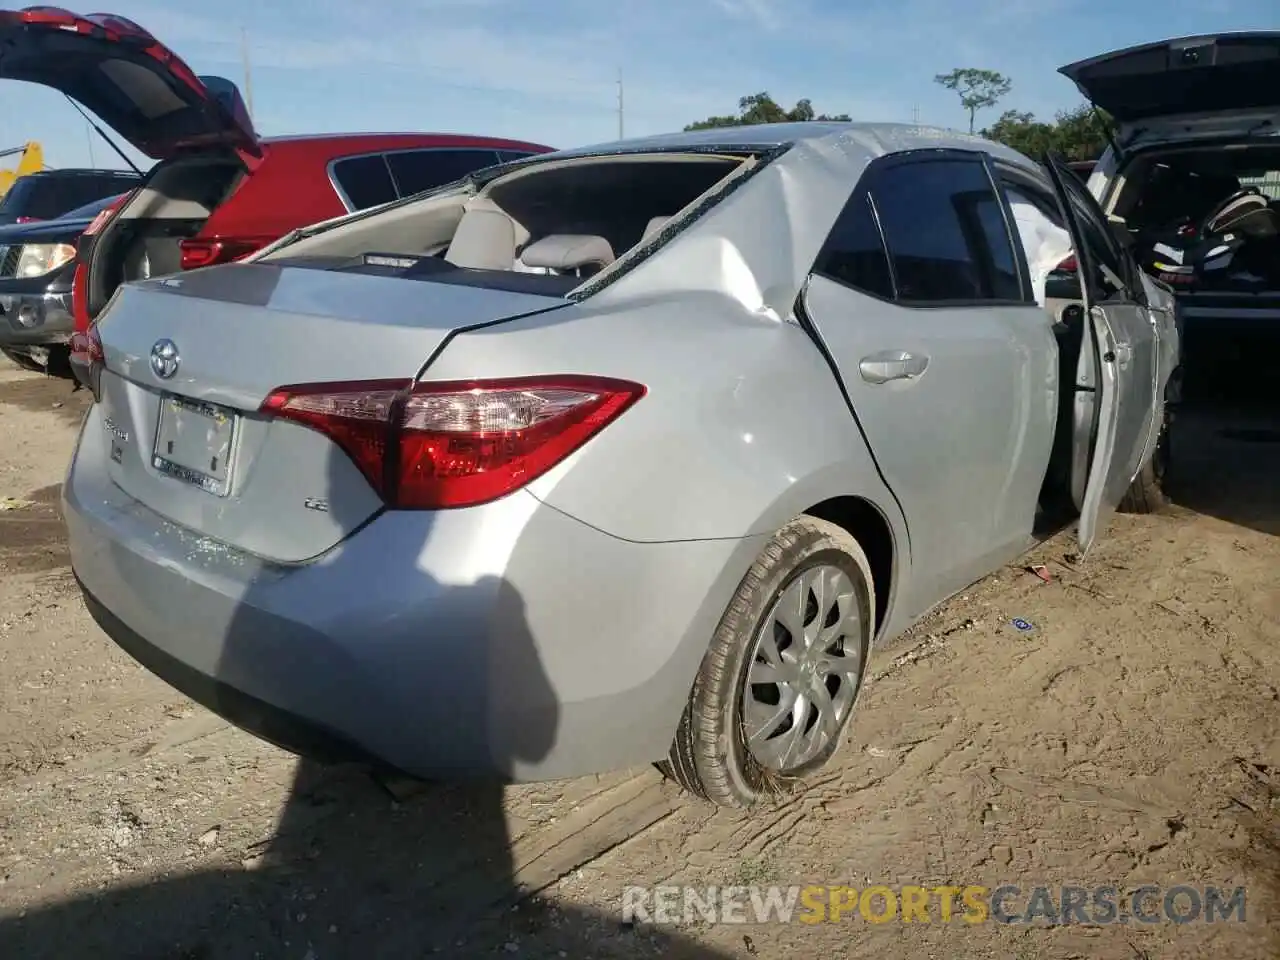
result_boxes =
[0,0,1274,171]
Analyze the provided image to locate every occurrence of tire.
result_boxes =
[44,346,73,380]
[1118,412,1171,514]
[0,347,44,373]
[661,516,875,808]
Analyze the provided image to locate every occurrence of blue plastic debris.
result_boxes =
[1011,618,1034,632]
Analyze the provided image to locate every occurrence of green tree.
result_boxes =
[982,109,1058,158]
[980,103,1113,162]
[934,68,1013,134]
[1050,103,1113,161]
[684,92,851,131]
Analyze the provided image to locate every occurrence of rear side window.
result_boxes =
[813,193,894,299]
[871,158,1023,303]
[496,150,535,164]
[331,155,398,210]
[385,149,502,197]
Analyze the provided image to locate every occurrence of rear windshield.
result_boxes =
[0,174,139,220]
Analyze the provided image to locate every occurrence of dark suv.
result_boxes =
[0,168,142,226]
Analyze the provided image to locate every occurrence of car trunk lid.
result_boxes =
[0,6,261,164]
[90,263,571,562]
[1060,33,1280,148]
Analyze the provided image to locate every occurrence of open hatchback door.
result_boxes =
[0,6,261,163]
[1060,33,1280,149]
[1044,152,1161,554]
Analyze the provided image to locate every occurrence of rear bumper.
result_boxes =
[63,407,759,781]
[0,290,74,345]
[78,579,387,769]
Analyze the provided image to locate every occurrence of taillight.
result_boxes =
[15,216,40,224]
[179,237,271,270]
[69,325,105,400]
[1056,254,1077,273]
[260,375,646,509]
[83,191,132,238]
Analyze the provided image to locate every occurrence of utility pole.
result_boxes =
[85,124,96,166]
[617,69,624,140]
[241,26,254,119]
[912,103,920,127]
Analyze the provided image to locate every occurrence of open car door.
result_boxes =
[1044,152,1160,554]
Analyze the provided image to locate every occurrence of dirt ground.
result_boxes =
[0,361,1276,960]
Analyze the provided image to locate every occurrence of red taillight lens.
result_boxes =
[179,237,271,270]
[260,375,646,509]
[69,325,105,399]
[84,192,133,239]
[1056,254,1077,273]
[15,215,40,224]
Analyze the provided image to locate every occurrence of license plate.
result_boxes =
[152,395,238,496]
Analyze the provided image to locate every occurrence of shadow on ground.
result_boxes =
[0,370,89,425]
[1165,328,1280,537]
[1,765,725,959]
[2,433,732,960]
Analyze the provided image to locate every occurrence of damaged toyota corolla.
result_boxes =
[63,123,1179,807]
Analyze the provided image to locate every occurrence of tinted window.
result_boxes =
[0,174,135,219]
[386,149,500,197]
[973,194,1022,299]
[332,155,397,210]
[496,150,534,164]
[871,158,1022,303]
[814,192,894,299]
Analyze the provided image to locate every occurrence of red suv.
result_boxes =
[0,7,552,378]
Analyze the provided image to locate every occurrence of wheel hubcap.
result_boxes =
[741,563,865,773]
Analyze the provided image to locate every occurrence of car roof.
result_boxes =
[545,121,1039,171]
[260,132,552,152]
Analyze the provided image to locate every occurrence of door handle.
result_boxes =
[858,350,929,384]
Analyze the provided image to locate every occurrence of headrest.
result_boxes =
[519,234,615,271]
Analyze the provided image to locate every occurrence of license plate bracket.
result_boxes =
[152,394,238,497]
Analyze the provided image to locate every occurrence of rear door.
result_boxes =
[801,150,1057,610]
[1043,153,1160,552]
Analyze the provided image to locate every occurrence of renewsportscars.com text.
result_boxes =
[621,883,1247,925]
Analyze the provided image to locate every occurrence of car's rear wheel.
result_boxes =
[662,516,874,807]
[1119,411,1171,514]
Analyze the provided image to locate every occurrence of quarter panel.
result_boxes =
[423,297,907,545]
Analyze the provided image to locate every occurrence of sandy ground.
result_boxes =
[0,361,1276,960]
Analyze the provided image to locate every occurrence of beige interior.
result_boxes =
[264,152,751,277]
[117,155,245,222]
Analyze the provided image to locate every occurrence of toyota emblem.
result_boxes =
[150,339,180,380]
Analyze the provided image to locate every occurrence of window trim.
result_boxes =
[977,153,1033,304]
[810,189,897,303]
[327,147,507,212]
[813,148,1037,310]
[997,156,1145,307]
[1048,155,1146,306]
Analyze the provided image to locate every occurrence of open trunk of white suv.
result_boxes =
[1061,33,1280,356]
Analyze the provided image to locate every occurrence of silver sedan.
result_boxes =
[62,122,1178,807]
